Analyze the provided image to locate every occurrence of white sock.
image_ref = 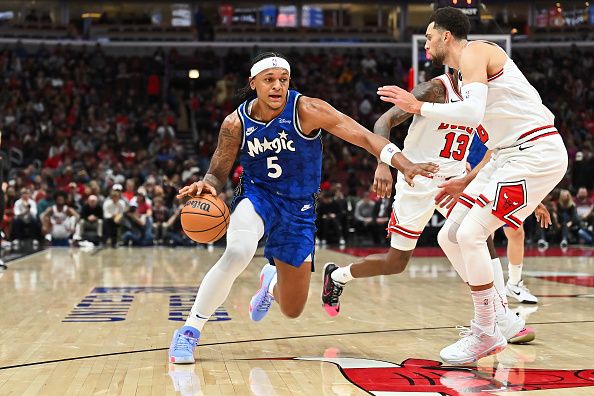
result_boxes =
[471,287,497,334]
[331,264,353,284]
[185,311,210,332]
[491,258,508,313]
[508,262,523,285]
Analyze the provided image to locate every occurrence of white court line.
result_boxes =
[523,270,593,277]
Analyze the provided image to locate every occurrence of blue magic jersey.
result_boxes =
[467,132,488,169]
[237,90,322,198]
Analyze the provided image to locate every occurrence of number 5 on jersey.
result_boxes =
[267,156,282,178]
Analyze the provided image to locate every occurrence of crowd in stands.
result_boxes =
[0,43,592,250]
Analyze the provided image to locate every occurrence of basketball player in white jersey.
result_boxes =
[378,7,567,364]
[323,72,534,346]
[377,7,567,364]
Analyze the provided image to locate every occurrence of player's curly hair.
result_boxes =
[237,52,296,101]
[429,7,470,40]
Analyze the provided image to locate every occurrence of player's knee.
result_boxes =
[383,250,411,274]
[219,242,256,271]
[279,303,305,319]
[456,221,482,250]
[438,221,457,249]
[437,226,449,249]
[507,226,525,241]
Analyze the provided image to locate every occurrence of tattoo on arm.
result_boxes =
[377,79,448,134]
[204,113,242,194]
[413,79,447,104]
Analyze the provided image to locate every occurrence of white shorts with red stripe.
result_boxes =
[448,131,567,229]
[388,172,464,250]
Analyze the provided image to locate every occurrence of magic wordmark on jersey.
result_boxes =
[247,131,296,158]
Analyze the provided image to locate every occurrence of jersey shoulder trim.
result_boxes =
[236,105,247,150]
[293,94,321,141]
[432,75,450,103]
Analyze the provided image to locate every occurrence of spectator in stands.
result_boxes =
[163,201,193,247]
[12,188,42,247]
[152,195,170,244]
[331,183,348,245]
[373,197,393,245]
[353,192,376,243]
[41,191,79,246]
[574,187,593,244]
[119,203,152,246]
[557,189,581,248]
[123,179,136,202]
[103,184,128,247]
[2,185,16,240]
[316,191,343,245]
[75,194,104,246]
[571,152,594,191]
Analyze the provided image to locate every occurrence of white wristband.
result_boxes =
[380,143,400,166]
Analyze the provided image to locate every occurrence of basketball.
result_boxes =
[181,194,230,243]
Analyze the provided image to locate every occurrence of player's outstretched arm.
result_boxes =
[378,46,489,127]
[298,97,438,187]
[373,80,447,197]
[177,113,242,198]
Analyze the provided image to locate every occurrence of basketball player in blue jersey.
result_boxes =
[168,52,438,364]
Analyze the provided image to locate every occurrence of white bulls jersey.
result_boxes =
[403,73,472,177]
[458,42,556,150]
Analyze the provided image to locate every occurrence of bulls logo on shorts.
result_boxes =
[492,180,527,229]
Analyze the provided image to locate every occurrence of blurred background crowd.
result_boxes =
[0,41,592,250]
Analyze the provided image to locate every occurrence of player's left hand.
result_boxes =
[377,85,423,114]
[401,162,439,188]
[435,177,468,209]
[373,163,393,198]
[535,203,552,228]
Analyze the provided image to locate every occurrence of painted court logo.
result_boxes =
[64,287,231,323]
[278,356,594,395]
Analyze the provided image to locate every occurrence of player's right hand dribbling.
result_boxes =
[176,181,217,199]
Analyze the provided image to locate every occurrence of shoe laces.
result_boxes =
[175,333,198,351]
[257,293,274,312]
[454,325,484,350]
[516,280,531,293]
[456,325,472,338]
[329,280,343,305]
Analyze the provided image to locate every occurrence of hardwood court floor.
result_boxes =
[0,246,593,395]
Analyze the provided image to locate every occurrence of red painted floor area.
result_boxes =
[333,246,594,258]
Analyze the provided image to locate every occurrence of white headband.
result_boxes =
[250,57,291,78]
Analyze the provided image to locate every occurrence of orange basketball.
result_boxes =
[181,194,230,243]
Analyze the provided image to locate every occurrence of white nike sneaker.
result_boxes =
[506,280,538,304]
[440,321,507,365]
[497,309,535,344]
